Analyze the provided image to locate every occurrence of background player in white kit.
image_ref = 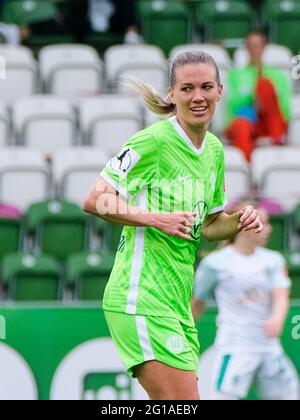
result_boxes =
[192,204,300,400]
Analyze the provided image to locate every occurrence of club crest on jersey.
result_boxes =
[108,148,141,180]
[191,201,209,240]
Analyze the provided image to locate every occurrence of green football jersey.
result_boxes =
[101,117,226,321]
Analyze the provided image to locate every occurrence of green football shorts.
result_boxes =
[104,311,200,377]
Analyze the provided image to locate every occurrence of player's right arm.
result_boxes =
[83,177,196,241]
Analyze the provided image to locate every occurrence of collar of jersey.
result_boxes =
[169,116,206,155]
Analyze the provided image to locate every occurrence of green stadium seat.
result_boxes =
[261,0,300,54]
[96,220,123,254]
[282,251,300,299]
[2,253,61,301]
[27,199,89,262]
[137,0,191,55]
[195,0,254,48]
[66,252,115,300]
[197,236,220,261]
[266,213,290,251]
[292,203,300,234]
[2,0,58,26]
[0,217,22,264]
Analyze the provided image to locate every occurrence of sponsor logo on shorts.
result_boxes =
[166,335,185,354]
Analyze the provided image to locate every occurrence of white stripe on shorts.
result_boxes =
[136,316,154,361]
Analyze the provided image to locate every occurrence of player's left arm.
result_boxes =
[264,288,290,338]
[201,205,263,241]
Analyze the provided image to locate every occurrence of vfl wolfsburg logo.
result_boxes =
[191,201,209,240]
[166,335,185,355]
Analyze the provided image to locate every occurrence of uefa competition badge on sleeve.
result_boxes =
[108,148,141,180]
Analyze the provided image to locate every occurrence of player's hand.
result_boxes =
[152,212,196,241]
[263,316,284,338]
[238,205,263,233]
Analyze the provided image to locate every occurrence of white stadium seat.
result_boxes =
[170,44,232,71]
[52,147,109,205]
[224,146,251,203]
[104,44,168,94]
[79,95,143,156]
[143,107,168,127]
[12,96,76,154]
[0,102,10,146]
[39,44,103,96]
[252,146,300,211]
[289,95,300,146]
[0,148,50,211]
[234,44,292,70]
[0,45,37,103]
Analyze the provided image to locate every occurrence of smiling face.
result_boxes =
[169,63,223,131]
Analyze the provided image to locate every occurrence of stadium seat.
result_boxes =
[261,0,300,54]
[26,199,89,262]
[288,95,300,146]
[101,222,123,254]
[292,203,300,234]
[0,217,22,265]
[66,251,115,300]
[197,236,220,261]
[104,44,168,94]
[12,96,76,153]
[0,148,50,211]
[78,95,143,154]
[39,44,104,96]
[267,213,290,251]
[224,146,251,203]
[2,0,57,26]
[233,44,293,79]
[195,0,253,48]
[137,0,191,55]
[251,147,300,211]
[282,251,300,299]
[170,43,232,71]
[2,253,61,301]
[0,45,37,103]
[52,147,109,206]
[0,102,10,146]
[143,107,167,127]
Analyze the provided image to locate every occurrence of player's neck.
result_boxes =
[232,241,256,256]
[176,118,208,149]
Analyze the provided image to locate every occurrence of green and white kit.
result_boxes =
[101,116,227,374]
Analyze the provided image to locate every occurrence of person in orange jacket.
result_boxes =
[225,30,291,161]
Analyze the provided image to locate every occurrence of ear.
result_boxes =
[169,88,175,104]
[216,84,223,102]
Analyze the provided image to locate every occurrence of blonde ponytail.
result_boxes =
[122,75,175,115]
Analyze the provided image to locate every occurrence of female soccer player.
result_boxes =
[83,51,263,400]
[192,205,299,400]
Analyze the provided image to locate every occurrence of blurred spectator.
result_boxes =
[0,0,65,44]
[66,0,142,44]
[225,30,291,161]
